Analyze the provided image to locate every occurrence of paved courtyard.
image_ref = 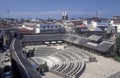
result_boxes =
[42,72,62,78]
[80,54,120,78]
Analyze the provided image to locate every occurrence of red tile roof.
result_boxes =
[18,28,35,34]
[71,21,83,26]
[19,28,33,31]
[112,16,120,19]
[112,19,120,24]
[76,24,88,28]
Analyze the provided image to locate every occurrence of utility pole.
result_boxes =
[7,10,9,19]
[7,10,10,24]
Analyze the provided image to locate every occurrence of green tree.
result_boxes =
[47,18,53,22]
[115,36,120,56]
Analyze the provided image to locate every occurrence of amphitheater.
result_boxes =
[22,34,120,78]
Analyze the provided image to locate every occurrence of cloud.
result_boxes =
[9,11,62,18]
[2,10,106,19]
[69,10,105,16]
[70,11,94,15]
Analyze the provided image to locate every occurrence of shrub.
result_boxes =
[114,55,120,62]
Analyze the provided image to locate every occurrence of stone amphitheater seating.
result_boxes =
[34,47,58,57]
[33,46,92,78]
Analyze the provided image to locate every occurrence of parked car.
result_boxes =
[4,53,10,57]
[4,57,10,62]
[3,56,11,66]
[4,65,13,78]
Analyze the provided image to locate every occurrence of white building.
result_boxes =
[64,20,88,33]
[64,20,74,33]
[21,22,36,30]
[38,22,65,33]
[20,21,65,34]
[110,16,120,33]
[83,17,109,31]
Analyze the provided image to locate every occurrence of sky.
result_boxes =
[0,0,120,19]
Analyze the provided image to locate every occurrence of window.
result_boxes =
[51,26,53,28]
[55,26,58,28]
[43,26,45,28]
